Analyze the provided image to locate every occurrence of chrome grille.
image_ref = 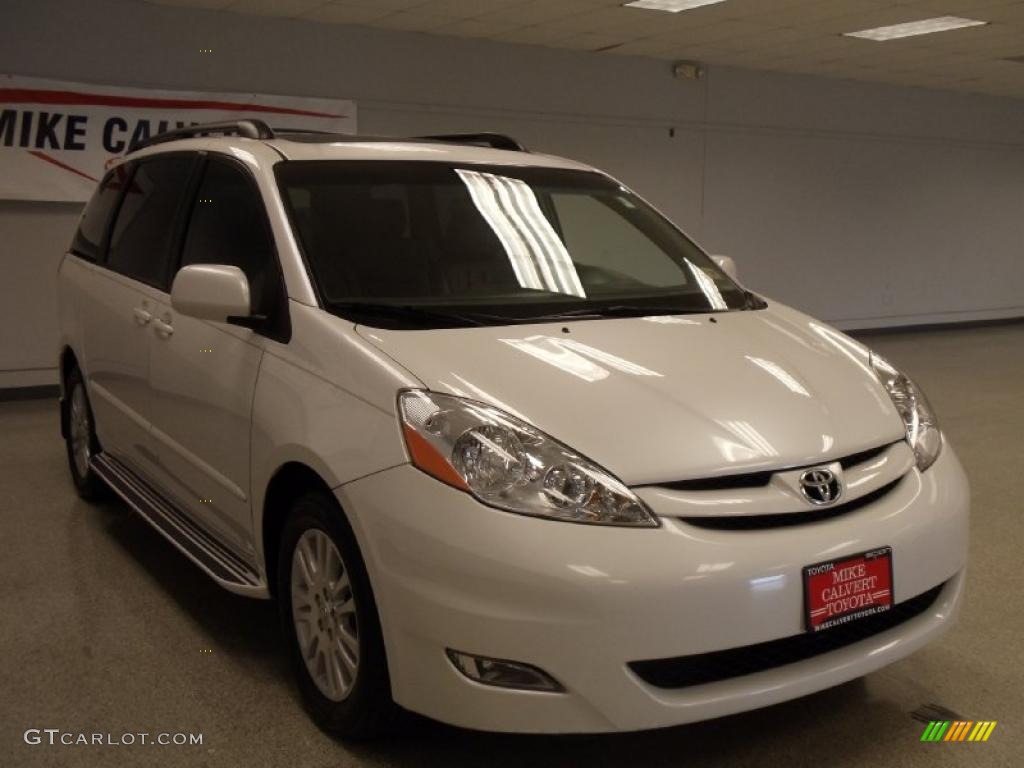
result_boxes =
[635,441,914,528]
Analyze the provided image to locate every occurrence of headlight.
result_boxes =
[869,353,942,471]
[398,390,658,527]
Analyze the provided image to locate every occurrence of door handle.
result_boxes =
[153,318,174,338]
[133,307,152,325]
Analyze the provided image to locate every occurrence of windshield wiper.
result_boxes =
[329,301,511,327]
[330,296,766,328]
[521,304,709,321]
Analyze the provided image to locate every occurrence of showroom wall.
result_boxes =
[2,0,1023,388]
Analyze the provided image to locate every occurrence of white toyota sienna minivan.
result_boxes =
[57,120,969,737]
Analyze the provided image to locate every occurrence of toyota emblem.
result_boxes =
[799,468,842,506]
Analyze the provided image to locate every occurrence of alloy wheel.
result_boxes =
[290,528,360,702]
[69,382,92,478]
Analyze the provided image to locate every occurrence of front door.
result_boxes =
[145,306,263,558]
[144,156,285,559]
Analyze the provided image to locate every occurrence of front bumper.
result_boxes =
[338,443,969,733]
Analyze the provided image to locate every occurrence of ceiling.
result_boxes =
[143,0,1024,98]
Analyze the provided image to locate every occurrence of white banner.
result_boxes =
[0,75,356,202]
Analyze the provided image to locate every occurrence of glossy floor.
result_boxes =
[1,323,1021,768]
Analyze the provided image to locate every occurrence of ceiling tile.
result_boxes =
[143,0,234,8]
[490,25,579,45]
[371,8,464,31]
[896,0,1022,15]
[430,18,522,38]
[475,0,607,26]
[725,26,816,47]
[751,0,893,27]
[541,6,671,34]
[225,0,325,15]
[425,0,529,16]
[333,0,426,7]
[969,3,1024,23]
[299,2,395,23]
[137,0,1024,100]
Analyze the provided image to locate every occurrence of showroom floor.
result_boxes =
[1,323,1020,768]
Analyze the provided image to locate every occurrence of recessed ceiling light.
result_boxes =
[844,16,987,41]
[623,0,727,13]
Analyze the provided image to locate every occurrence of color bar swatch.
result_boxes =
[921,721,997,742]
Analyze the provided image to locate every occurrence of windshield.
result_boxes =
[276,160,754,329]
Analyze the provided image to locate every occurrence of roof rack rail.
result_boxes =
[128,119,274,153]
[127,123,528,153]
[417,133,527,152]
[271,127,334,135]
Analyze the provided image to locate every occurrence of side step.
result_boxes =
[92,453,267,597]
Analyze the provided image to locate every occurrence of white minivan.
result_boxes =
[57,120,969,737]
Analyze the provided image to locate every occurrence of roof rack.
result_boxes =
[128,119,274,153]
[128,121,527,154]
[271,127,334,135]
[418,133,527,152]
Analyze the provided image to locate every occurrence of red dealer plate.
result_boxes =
[803,547,894,633]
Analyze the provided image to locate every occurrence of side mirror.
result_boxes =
[171,264,251,324]
[711,254,738,282]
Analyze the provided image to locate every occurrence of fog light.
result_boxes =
[446,649,564,692]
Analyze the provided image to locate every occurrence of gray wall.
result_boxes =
[2,0,1023,387]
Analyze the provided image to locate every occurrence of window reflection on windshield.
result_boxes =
[456,169,585,298]
[687,261,728,310]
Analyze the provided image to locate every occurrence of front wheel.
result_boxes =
[277,492,396,738]
[64,367,105,500]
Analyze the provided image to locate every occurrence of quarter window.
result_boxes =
[70,165,131,262]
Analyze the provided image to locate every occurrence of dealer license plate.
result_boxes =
[803,547,893,633]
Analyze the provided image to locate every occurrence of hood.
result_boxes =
[356,304,905,485]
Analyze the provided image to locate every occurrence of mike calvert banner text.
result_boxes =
[0,74,356,202]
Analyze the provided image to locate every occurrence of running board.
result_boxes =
[91,453,268,597]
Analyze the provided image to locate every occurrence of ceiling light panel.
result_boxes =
[623,0,727,13]
[844,16,988,41]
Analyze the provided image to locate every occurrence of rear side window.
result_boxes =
[107,155,195,288]
[70,165,131,261]
[179,158,279,315]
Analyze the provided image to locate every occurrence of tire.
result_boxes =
[277,491,396,738]
[64,367,106,501]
